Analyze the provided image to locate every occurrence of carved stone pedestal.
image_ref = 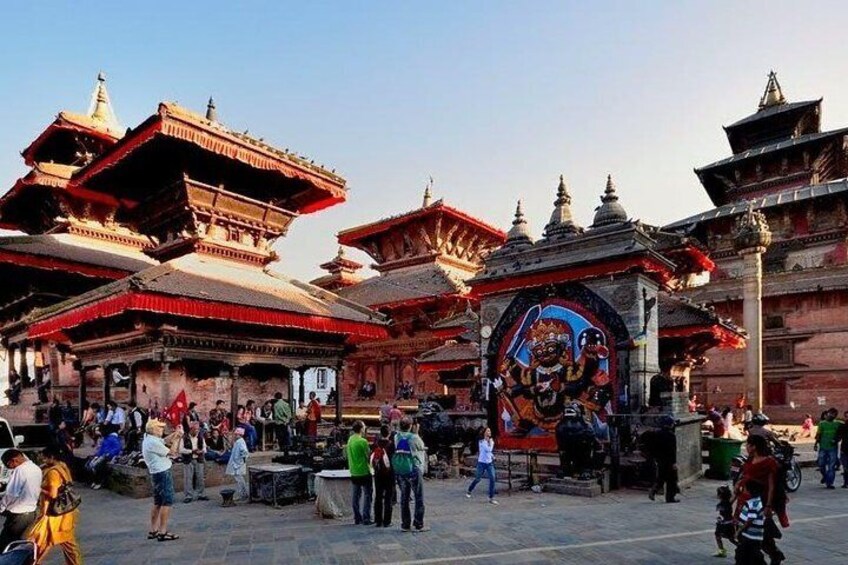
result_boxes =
[542,476,603,497]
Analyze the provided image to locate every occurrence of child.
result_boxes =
[799,413,813,439]
[713,485,735,557]
[735,481,765,565]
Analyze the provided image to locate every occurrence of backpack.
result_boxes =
[392,432,418,476]
[371,444,391,476]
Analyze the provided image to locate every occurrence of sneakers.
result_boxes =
[400,527,412,532]
[197,495,209,501]
[183,497,193,503]
[713,548,727,558]
[488,498,499,505]
[413,526,431,532]
[465,492,471,498]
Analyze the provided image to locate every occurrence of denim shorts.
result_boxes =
[151,469,175,506]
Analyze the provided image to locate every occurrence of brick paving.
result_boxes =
[43,474,848,564]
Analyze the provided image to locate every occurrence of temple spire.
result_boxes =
[423,176,433,207]
[206,97,218,122]
[505,199,533,247]
[591,174,628,228]
[543,174,580,239]
[758,70,786,110]
[88,72,121,131]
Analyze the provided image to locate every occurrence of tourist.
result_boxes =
[181,402,201,435]
[735,480,766,565]
[86,430,122,490]
[142,419,182,542]
[815,407,841,489]
[180,422,208,503]
[26,445,82,564]
[389,404,404,430]
[743,405,754,428]
[799,413,814,439]
[48,398,63,433]
[272,392,293,451]
[208,400,228,433]
[735,434,787,564]
[648,415,679,503]
[713,485,735,558]
[305,391,322,438]
[205,428,230,463]
[104,400,126,435]
[36,366,51,405]
[80,402,101,447]
[371,425,395,528]
[465,427,498,504]
[236,402,258,451]
[379,400,392,425]
[226,427,250,502]
[394,417,427,532]
[346,420,373,525]
[5,369,21,405]
[0,449,42,549]
[126,400,147,453]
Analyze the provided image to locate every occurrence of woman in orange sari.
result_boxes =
[305,391,322,438]
[26,445,81,564]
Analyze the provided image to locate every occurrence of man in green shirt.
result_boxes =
[816,408,842,489]
[346,420,373,525]
[272,392,293,452]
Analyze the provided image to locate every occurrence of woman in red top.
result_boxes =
[735,434,787,564]
[305,392,321,438]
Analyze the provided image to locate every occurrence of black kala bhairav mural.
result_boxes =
[488,286,630,452]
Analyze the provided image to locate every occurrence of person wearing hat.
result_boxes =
[179,422,208,503]
[142,419,183,541]
[226,427,250,502]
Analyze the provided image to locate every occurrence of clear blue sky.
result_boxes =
[2,1,848,281]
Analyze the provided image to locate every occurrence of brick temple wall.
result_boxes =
[690,289,848,423]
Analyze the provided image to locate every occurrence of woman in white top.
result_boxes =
[466,427,498,504]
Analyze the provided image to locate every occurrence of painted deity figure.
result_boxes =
[496,317,612,436]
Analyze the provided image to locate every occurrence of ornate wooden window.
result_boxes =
[764,342,793,367]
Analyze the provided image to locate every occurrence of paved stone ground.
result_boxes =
[42,473,848,565]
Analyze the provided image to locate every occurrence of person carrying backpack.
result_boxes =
[126,400,147,453]
[393,417,428,532]
[346,420,373,525]
[371,425,395,528]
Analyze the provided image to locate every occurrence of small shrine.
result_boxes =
[467,175,745,483]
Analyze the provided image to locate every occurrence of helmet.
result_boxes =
[750,413,770,426]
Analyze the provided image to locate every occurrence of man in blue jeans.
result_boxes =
[346,420,373,525]
[815,408,841,489]
[394,418,427,532]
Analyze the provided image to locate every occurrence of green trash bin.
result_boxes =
[705,437,744,480]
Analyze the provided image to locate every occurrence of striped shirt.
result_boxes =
[739,496,765,541]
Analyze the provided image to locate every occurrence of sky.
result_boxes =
[2,1,848,281]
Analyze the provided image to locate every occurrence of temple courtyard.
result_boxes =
[50,476,848,564]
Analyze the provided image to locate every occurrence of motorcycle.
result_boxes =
[730,438,802,493]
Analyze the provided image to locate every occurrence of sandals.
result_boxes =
[157,532,180,542]
[147,531,158,540]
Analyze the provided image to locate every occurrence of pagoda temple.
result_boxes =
[312,185,505,404]
[667,72,848,420]
[0,75,156,416]
[1,80,386,422]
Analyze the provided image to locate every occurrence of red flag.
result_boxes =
[163,390,188,429]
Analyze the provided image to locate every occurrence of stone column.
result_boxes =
[18,340,30,387]
[335,361,344,426]
[159,362,171,407]
[733,205,772,413]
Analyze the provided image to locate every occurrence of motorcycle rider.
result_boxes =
[746,413,778,443]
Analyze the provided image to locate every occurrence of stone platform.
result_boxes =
[542,475,605,497]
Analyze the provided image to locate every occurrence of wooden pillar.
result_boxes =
[6,344,15,379]
[335,361,344,426]
[159,362,171,408]
[33,340,43,386]
[129,364,138,405]
[230,364,241,429]
[298,366,307,405]
[103,364,112,405]
[78,365,87,420]
[18,340,29,387]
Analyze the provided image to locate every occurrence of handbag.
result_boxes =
[48,469,82,516]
